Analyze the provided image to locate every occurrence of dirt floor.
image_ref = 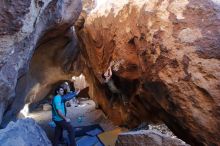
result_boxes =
[27,99,116,143]
[26,98,188,145]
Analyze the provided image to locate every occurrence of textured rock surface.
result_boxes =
[76,0,220,145]
[0,0,82,126]
[116,130,189,146]
[0,118,51,146]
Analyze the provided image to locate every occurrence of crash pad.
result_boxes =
[76,136,100,146]
[98,128,125,146]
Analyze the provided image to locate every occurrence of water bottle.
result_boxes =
[77,116,82,123]
[48,121,56,128]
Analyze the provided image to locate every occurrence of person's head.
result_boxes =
[55,86,64,96]
[61,82,68,88]
[61,81,71,94]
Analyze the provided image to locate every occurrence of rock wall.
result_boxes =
[116,130,189,146]
[0,118,51,146]
[76,0,220,145]
[0,0,82,126]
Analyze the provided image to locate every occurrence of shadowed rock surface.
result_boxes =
[0,0,82,127]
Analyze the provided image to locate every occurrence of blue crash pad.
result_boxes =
[76,136,100,146]
[86,128,103,136]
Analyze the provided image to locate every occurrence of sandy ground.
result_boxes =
[26,99,188,145]
[27,99,116,142]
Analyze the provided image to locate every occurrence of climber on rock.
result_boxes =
[51,85,80,146]
[102,61,128,108]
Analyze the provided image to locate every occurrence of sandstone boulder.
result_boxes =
[0,0,82,126]
[43,103,52,111]
[116,130,189,146]
[0,118,51,146]
[76,0,220,145]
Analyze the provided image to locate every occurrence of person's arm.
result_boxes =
[62,90,80,102]
[57,110,68,121]
[109,66,112,77]
[105,67,112,82]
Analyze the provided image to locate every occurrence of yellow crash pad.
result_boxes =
[98,128,127,146]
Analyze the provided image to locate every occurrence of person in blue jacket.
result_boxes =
[61,81,79,102]
[52,85,80,146]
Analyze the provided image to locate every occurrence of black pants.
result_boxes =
[53,120,76,146]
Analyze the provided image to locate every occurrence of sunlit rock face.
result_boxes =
[0,0,82,126]
[76,0,220,145]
